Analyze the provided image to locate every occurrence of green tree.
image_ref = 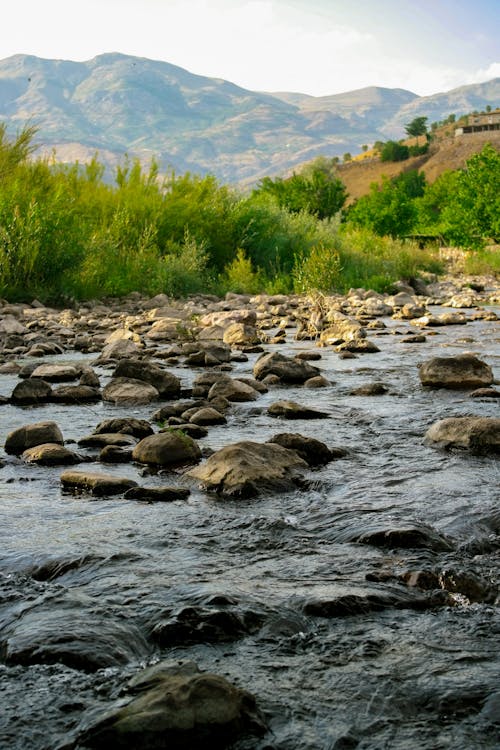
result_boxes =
[380,140,410,162]
[405,116,428,145]
[255,160,347,220]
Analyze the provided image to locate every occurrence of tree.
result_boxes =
[380,140,409,162]
[346,174,418,237]
[343,153,352,162]
[255,160,347,220]
[404,116,428,145]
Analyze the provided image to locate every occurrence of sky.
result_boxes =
[1,0,499,97]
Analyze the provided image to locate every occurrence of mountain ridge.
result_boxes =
[0,52,498,184]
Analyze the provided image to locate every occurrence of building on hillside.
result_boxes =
[455,110,500,136]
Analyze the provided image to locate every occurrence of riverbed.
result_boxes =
[1,299,499,749]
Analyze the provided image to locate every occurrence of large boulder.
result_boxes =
[76,660,266,750]
[187,440,308,497]
[133,431,201,466]
[113,359,181,399]
[4,421,63,455]
[22,443,83,466]
[424,416,500,454]
[102,377,160,405]
[418,354,493,389]
[10,378,52,405]
[208,377,260,403]
[253,352,319,383]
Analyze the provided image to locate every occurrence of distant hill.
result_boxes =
[0,52,498,184]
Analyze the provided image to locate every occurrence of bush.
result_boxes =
[380,141,410,162]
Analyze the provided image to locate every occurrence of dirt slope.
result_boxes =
[338,131,500,203]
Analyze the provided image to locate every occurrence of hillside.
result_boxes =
[0,52,498,184]
[338,129,500,203]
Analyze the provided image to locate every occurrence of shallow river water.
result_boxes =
[0,307,499,749]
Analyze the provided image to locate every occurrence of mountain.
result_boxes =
[0,52,498,184]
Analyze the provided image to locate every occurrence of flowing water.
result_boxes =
[0,308,499,749]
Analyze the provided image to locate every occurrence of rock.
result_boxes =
[187,440,308,497]
[96,338,142,361]
[268,400,330,419]
[30,364,79,382]
[304,375,330,388]
[400,334,426,343]
[124,486,190,502]
[189,407,227,426]
[60,470,138,496]
[424,416,500,454]
[76,661,266,750]
[5,420,64,455]
[303,590,451,618]
[102,377,160,405]
[10,378,52,405]
[354,524,453,551]
[0,314,27,334]
[336,339,380,353]
[320,317,365,345]
[151,606,254,646]
[21,443,83,466]
[113,359,181,399]
[79,368,101,388]
[418,354,493,389]
[99,445,134,463]
[200,309,257,327]
[161,423,209,439]
[208,377,260,402]
[93,418,154,439]
[78,433,137,448]
[222,322,260,347]
[349,382,389,396]
[268,433,346,466]
[470,387,500,399]
[50,385,101,403]
[133,431,201,467]
[253,351,320,383]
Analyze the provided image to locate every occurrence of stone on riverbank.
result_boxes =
[418,354,493,389]
[113,359,181,398]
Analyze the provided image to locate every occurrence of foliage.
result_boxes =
[380,140,410,162]
[404,116,428,141]
[346,170,425,238]
[218,248,263,294]
[416,145,500,247]
[254,158,347,220]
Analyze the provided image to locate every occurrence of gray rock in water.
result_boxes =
[5,420,63,455]
[268,432,345,465]
[419,354,493,389]
[187,440,308,497]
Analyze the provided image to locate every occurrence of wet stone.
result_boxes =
[22,443,83,466]
[267,400,330,419]
[123,486,190,502]
[10,378,52,405]
[60,470,138,496]
[5,420,64,455]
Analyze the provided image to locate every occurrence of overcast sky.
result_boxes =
[1,0,499,96]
